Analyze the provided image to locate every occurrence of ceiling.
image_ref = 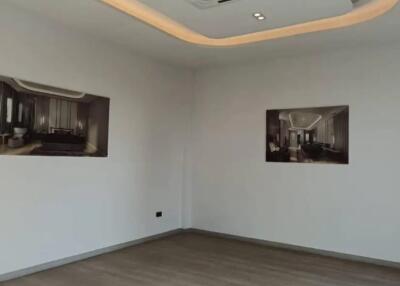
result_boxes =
[289,112,322,129]
[2,0,400,68]
[278,106,347,130]
[140,0,353,38]
[0,76,98,103]
[279,106,348,129]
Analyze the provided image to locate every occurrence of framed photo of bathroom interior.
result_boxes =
[266,105,349,164]
[0,75,110,157]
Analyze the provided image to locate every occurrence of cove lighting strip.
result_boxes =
[102,0,398,47]
[289,113,322,130]
[14,79,86,99]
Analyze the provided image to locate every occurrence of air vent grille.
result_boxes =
[186,0,238,9]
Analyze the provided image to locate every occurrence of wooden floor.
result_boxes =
[2,232,400,286]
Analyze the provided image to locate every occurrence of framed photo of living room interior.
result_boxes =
[266,105,349,164]
[0,75,110,157]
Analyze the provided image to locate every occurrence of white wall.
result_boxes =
[0,3,193,275]
[2,1,400,276]
[190,44,400,263]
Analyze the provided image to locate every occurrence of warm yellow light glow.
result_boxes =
[102,0,399,47]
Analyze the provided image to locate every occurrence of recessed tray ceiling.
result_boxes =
[289,112,322,130]
[140,0,353,38]
[101,0,399,46]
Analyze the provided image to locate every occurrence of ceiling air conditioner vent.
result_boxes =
[186,0,239,9]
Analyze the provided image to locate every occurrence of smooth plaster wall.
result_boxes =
[190,44,400,263]
[0,3,193,275]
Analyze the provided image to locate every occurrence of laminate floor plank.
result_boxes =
[2,233,400,286]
